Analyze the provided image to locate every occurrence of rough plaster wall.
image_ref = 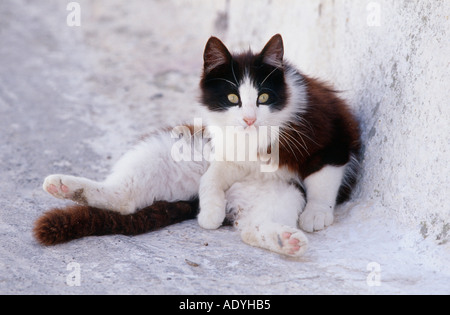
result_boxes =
[222,0,450,244]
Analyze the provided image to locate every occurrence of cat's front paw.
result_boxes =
[298,204,334,233]
[43,175,88,205]
[197,198,226,230]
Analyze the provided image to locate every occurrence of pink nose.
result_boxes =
[243,117,256,126]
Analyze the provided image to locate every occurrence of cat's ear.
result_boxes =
[260,34,284,68]
[203,36,232,74]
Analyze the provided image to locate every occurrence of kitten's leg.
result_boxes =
[240,223,308,257]
[197,162,246,230]
[43,172,148,214]
[229,180,308,257]
[299,164,346,232]
[43,131,208,214]
[44,174,108,207]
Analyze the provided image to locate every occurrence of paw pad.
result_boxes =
[278,231,308,257]
[43,175,87,205]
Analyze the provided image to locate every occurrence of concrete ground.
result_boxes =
[0,1,449,294]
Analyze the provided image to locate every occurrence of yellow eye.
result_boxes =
[227,94,240,104]
[258,93,269,104]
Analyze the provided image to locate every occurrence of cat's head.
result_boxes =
[199,34,303,129]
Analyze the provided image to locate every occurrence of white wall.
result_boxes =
[218,0,449,243]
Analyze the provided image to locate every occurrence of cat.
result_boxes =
[34,34,361,258]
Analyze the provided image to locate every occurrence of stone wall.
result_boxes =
[219,0,449,243]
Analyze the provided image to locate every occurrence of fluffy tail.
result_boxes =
[33,199,199,246]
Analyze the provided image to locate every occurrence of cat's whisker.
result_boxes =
[276,131,299,161]
[281,129,307,156]
[274,128,300,160]
[292,127,320,148]
[281,121,320,148]
[292,114,317,137]
[262,117,311,154]
[279,125,310,153]
[278,129,306,158]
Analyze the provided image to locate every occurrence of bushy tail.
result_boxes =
[33,199,199,246]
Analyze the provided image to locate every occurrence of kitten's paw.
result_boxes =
[43,175,88,205]
[298,205,334,232]
[278,230,308,257]
[197,199,226,230]
[198,209,225,230]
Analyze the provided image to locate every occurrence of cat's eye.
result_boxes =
[227,94,240,104]
[258,93,270,104]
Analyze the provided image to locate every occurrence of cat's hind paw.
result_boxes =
[43,175,88,205]
[278,230,308,257]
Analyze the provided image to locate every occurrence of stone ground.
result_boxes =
[0,1,449,294]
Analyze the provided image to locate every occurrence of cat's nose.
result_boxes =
[243,117,256,126]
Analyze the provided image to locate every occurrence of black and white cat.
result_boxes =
[34,35,360,258]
